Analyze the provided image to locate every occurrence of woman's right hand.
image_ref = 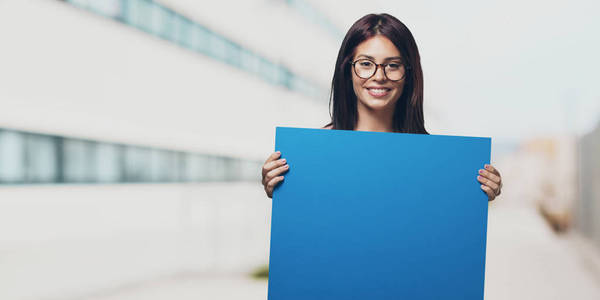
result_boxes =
[261,151,289,198]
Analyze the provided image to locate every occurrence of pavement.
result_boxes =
[78,202,600,300]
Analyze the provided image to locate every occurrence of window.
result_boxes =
[0,128,260,184]
[65,0,327,101]
[0,130,26,183]
[25,134,58,183]
[63,139,96,183]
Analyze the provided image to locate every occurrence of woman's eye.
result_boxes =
[388,63,401,69]
[359,61,373,67]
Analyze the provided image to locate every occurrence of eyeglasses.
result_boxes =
[350,58,409,81]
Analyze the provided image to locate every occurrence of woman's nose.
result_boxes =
[373,65,386,81]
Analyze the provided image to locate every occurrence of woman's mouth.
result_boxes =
[366,87,391,98]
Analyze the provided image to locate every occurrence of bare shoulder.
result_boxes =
[322,124,333,129]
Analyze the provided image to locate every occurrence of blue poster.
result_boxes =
[268,127,491,300]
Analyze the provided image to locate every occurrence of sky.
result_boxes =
[313,0,600,140]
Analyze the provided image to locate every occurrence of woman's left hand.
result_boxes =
[477,164,502,201]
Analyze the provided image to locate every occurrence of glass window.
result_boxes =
[25,134,58,183]
[223,157,241,181]
[191,25,210,55]
[277,65,292,89]
[149,149,179,182]
[290,76,307,95]
[0,129,260,185]
[124,146,152,182]
[88,0,122,18]
[208,156,227,181]
[240,50,260,74]
[225,41,241,67]
[66,0,324,102]
[182,154,208,182]
[172,14,192,47]
[208,33,227,61]
[68,0,89,9]
[263,59,281,84]
[150,4,172,38]
[63,139,96,183]
[95,143,122,183]
[0,130,26,183]
[126,0,153,32]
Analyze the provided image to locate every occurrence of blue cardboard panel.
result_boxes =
[268,127,491,300]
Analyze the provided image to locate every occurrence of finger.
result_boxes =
[497,182,502,196]
[478,169,501,184]
[266,176,285,198]
[485,164,501,177]
[262,158,286,178]
[262,152,281,176]
[265,164,289,183]
[262,158,287,182]
[264,151,281,165]
[477,175,499,191]
[481,184,496,201]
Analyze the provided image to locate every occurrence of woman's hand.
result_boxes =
[477,164,502,201]
[261,151,289,198]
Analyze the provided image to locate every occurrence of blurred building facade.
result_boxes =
[0,0,340,299]
[576,122,600,249]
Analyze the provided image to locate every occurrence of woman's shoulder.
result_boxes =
[321,123,333,130]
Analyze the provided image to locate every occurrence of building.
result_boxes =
[0,0,340,299]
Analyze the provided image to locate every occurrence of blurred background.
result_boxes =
[0,0,599,299]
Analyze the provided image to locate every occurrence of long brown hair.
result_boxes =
[326,13,428,134]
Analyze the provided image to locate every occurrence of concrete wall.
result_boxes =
[0,182,271,299]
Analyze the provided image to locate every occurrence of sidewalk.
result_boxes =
[81,204,600,300]
[81,274,268,300]
[484,203,600,299]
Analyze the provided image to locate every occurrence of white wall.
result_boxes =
[0,0,331,161]
[0,183,272,300]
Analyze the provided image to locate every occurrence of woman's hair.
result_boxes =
[326,13,428,134]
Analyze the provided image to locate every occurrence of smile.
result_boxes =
[366,88,391,98]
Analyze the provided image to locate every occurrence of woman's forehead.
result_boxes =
[354,35,401,60]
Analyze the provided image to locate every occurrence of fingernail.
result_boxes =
[276,151,281,154]
[281,159,286,163]
[478,176,483,180]
[481,185,485,188]
[479,169,484,174]
[284,165,289,169]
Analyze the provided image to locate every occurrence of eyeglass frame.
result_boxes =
[350,58,410,82]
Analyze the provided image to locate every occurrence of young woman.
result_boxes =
[261,13,503,201]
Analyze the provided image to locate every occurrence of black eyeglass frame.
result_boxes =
[350,59,410,82]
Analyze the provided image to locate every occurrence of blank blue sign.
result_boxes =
[268,127,491,300]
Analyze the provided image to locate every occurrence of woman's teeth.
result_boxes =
[367,88,390,97]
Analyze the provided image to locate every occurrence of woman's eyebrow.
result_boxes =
[356,54,403,61]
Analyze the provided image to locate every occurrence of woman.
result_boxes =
[261,13,502,201]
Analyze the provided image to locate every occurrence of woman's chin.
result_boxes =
[360,97,394,110]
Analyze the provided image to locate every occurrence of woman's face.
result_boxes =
[351,35,406,112]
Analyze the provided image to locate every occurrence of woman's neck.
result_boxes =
[355,104,395,133]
